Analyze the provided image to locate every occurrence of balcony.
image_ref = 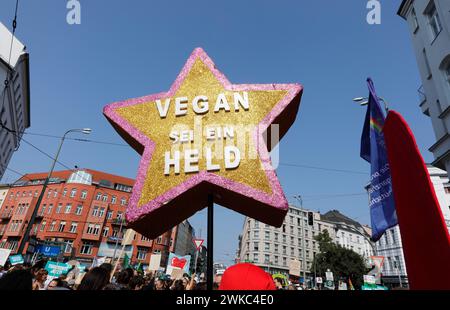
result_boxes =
[110,218,127,226]
[0,212,12,220]
[35,212,45,220]
[107,236,123,243]
[418,85,427,105]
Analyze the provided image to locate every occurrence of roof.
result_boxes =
[321,210,363,228]
[0,22,26,67]
[19,169,135,187]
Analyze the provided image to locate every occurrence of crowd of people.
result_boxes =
[0,261,312,290]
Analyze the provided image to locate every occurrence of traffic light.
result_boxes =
[308,212,314,226]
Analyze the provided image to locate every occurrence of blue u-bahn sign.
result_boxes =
[35,245,61,257]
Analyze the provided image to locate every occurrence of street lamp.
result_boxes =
[293,195,307,288]
[394,260,402,288]
[17,128,92,257]
[352,96,389,114]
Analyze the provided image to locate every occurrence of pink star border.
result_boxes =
[103,47,303,225]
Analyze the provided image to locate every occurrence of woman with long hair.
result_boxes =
[77,267,109,290]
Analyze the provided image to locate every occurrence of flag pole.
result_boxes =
[206,194,214,290]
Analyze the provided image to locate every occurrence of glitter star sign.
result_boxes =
[103,48,303,239]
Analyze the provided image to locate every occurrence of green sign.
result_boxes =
[45,261,72,278]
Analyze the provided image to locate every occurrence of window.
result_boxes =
[291,236,294,245]
[253,221,259,229]
[99,207,105,217]
[282,257,287,266]
[87,224,95,234]
[120,197,127,206]
[63,240,73,253]
[253,253,259,262]
[50,221,56,232]
[253,231,259,239]
[81,190,87,200]
[34,190,39,197]
[141,236,150,242]
[283,246,287,255]
[117,212,123,220]
[264,254,270,264]
[111,196,117,204]
[58,221,66,232]
[92,207,99,217]
[102,194,108,202]
[63,189,67,197]
[265,231,270,240]
[54,190,58,198]
[93,225,100,235]
[411,8,419,32]
[137,247,148,260]
[426,2,442,40]
[156,236,162,244]
[80,241,93,255]
[65,204,72,214]
[444,62,450,85]
[291,247,295,256]
[274,256,279,265]
[75,205,83,215]
[274,244,279,253]
[96,192,102,200]
[47,189,52,198]
[107,210,113,219]
[423,48,433,79]
[102,227,109,237]
[112,229,119,237]
[69,222,78,233]
[282,235,286,243]
[264,242,270,251]
[253,242,259,251]
[48,204,53,214]
[274,233,279,242]
[56,204,62,214]
[40,221,46,232]
[70,189,77,198]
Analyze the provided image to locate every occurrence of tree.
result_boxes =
[311,230,369,289]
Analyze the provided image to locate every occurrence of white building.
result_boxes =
[398,0,450,177]
[0,22,30,179]
[237,206,374,286]
[320,210,375,262]
[373,165,450,288]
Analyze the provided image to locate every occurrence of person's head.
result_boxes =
[99,263,113,276]
[129,275,145,290]
[274,277,284,289]
[155,278,166,290]
[181,277,189,288]
[47,278,63,290]
[172,279,184,290]
[287,284,296,290]
[0,269,33,290]
[77,267,110,290]
[116,270,132,286]
[218,263,276,290]
[35,269,48,283]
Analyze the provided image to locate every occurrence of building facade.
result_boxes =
[0,22,31,179]
[238,206,344,282]
[398,0,450,176]
[320,210,375,262]
[237,206,376,285]
[0,169,195,269]
[373,165,450,288]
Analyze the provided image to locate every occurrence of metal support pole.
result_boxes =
[207,194,214,290]
[17,134,67,256]
[112,217,124,265]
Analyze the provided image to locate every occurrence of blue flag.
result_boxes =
[360,78,397,241]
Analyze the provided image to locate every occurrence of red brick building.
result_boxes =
[0,169,195,269]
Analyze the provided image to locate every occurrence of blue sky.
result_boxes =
[0,0,434,266]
